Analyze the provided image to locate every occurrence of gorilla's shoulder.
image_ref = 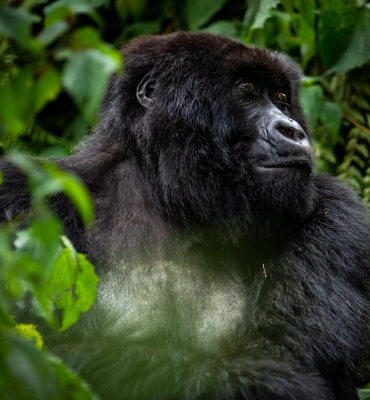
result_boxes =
[312,173,367,213]
[308,173,370,256]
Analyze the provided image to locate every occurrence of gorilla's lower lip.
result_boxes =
[255,161,312,173]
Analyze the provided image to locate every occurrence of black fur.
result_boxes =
[1,32,370,400]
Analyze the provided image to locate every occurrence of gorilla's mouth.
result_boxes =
[256,160,313,174]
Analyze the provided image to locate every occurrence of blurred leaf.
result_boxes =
[319,5,359,68]
[34,67,62,113]
[300,84,324,126]
[0,335,98,399]
[244,0,281,29]
[320,101,342,142]
[44,6,71,26]
[36,20,69,46]
[325,7,370,74]
[0,7,33,49]
[44,0,109,15]
[45,163,94,225]
[202,20,238,39]
[22,0,49,10]
[297,0,316,67]
[2,335,58,398]
[0,81,24,135]
[186,0,228,30]
[16,324,44,349]
[62,48,120,124]
[115,0,147,20]
[123,21,161,38]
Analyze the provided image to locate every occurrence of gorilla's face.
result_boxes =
[111,33,315,230]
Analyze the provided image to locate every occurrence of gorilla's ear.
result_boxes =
[136,73,156,108]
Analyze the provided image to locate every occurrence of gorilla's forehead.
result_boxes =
[122,32,302,87]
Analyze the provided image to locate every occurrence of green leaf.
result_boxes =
[51,249,99,331]
[62,48,120,124]
[3,335,58,398]
[45,164,94,225]
[1,335,98,399]
[34,66,62,112]
[300,84,324,126]
[319,4,359,68]
[44,6,71,26]
[47,248,76,298]
[324,7,370,74]
[243,0,281,29]
[186,0,228,30]
[16,324,44,349]
[297,0,316,67]
[36,20,69,47]
[0,81,25,136]
[123,21,161,38]
[320,101,342,143]
[44,0,109,15]
[0,7,33,49]
[202,20,239,39]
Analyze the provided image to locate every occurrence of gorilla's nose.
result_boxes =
[274,119,306,142]
[268,116,312,158]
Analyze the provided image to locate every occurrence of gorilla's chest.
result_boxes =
[97,260,248,352]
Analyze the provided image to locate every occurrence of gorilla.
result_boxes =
[1,32,370,400]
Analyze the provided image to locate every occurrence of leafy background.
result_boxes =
[1,0,370,398]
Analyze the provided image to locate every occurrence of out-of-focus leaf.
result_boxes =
[70,27,122,64]
[319,5,359,69]
[23,0,49,9]
[16,324,44,349]
[186,0,228,30]
[202,20,238,39]
[45,163,94,225]
[35,67,62,112]
[44,0,109,15]
[36,20,69,46]
[0,82,24,135]
[3,335,58,398]
[62,48,120,124]
[122,21,161,38]
[115,0,147,20]
[1,335,98,399]
[300,84,324,126]
[358,388,370,399]
[325,7,370,74]
[320,101,342,143]
[243,0,281,29]
[297,0,316,67]
[44,6,71,26]
[0,7,33,49]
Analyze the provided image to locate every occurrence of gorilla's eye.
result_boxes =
[278,93,288,103]
[241,82,254,91]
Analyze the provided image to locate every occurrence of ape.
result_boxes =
[1,32,370,400]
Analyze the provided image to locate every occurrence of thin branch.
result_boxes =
[343,112,370,136]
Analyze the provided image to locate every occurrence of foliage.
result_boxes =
[0,156,99,399]
[0,0,370,398]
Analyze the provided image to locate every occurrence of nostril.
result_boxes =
[297,130,305,140]
[278,128,294,138]
[277,126,306,141]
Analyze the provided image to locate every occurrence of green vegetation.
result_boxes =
[0,0,370,398]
